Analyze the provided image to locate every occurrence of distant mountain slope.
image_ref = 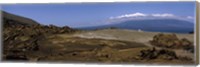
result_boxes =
[79,19,194,33]
[2,11,39,27]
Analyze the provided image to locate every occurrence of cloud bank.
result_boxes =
[187,16,193,19]
[109,12,147,19]
[108,12,194,23]
[109,12,180,19]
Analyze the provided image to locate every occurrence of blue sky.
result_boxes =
[1,2,196,28]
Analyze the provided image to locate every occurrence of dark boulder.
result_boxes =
[138,47,178,60]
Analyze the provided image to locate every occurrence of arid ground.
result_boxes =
[2,11,195,65]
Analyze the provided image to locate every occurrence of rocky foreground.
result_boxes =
[2,11,195,65]
[3,23,76,61]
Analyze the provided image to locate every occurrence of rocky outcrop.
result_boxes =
[138,47,178,60]
[138,47,192,61]
[150,33,194,53]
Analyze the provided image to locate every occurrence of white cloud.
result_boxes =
[151,13,175,17]
[108,12,194,23]
[109,12,176,19]
[110,12,148,19]
[187,16,193,19]
[124,12,148,17]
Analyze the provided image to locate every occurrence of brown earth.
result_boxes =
[2,11,195,65]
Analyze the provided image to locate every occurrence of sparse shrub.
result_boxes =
[108,27,118,29]
[189,31,194,34]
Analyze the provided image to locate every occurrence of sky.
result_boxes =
[0,2,196,28]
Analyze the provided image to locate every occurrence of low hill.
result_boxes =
[2,11,39,27]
